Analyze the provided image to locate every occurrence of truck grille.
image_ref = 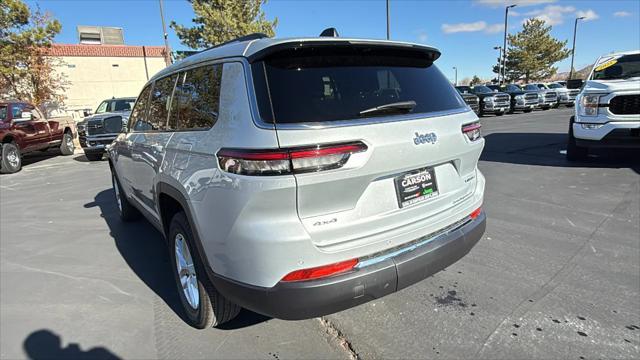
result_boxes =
[87,116,123,135]
[463,96,478,106]
[494,94,510,105]
[544,92,557,101]
[525,93,538,102]
[609,95,640,115]
[569,89,580,97]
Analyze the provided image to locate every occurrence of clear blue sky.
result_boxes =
[27,0,640,81]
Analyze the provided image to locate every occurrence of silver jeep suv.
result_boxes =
[107,33,487,328]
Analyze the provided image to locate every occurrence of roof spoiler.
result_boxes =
[247,40,441,63]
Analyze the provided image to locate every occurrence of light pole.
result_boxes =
[386,0,390,40]
[453,67,458,86]
[159,0,172,66]
[502,4,517,84]
[569,16,585,80]
[494,46,502,83]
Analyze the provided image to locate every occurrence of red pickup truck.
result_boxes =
[0,100,76,173]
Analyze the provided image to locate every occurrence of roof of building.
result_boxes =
[44,44,167,58]
[151,36,441,82]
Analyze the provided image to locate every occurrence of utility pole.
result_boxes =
[386,0,390,40]
[453,67,458,86]
[569,16,585,80]
[494,46,502,83]
[159,0,172,66]
[502,4,516,84]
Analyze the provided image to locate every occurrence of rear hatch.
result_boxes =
[250,41,484,250]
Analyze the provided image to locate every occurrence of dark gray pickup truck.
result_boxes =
[78,97,135,161]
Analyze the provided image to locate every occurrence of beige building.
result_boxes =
[45,43,167,115]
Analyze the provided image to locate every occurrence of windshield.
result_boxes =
[547,83,563,89]
[253,48,465,123]
[0,106,6,121]
[95,99,136,114]
[473,85,493,94]
[487,85,500,91]
[591,54,640,80]
[524,84,538,91]
[536,84,547,89]
[505,84,520,92]
[456,86,471,93]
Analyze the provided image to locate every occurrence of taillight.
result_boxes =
[281,258,359,282]
[470,207,482,219]
[217,142,367,176]
[462,122,482,141]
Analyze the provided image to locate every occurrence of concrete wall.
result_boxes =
[54,56,166,113]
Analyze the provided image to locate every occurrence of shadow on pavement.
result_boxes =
[19,150,60,167]
[23,329,121,360]
[481,132,640,173]
[84,189,270,330]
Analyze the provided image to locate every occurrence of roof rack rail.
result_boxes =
[200,33,269,53]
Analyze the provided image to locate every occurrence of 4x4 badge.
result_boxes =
[414,132,438,145]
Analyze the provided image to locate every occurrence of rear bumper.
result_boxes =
[211,212,486,320]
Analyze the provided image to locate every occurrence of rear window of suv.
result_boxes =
[252,46,466,124]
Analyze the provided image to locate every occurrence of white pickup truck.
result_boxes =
[567,50,640,161]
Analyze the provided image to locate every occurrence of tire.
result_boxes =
[169,212,240,329]
[111,171,140,221]
[553,103,560,109]
[85,152,103,161]
[566,117,588,161]
[524,109,533,113]
[495,111,504,116]
[542,106,550,110]
[60,132,75,155]
[0,142,22,174]
[566,104,575,108]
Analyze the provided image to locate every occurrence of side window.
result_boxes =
[12,104,24,119]
[147,74,178,131]
[169,64,222,130]
[129,85,152,131]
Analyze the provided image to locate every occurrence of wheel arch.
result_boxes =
[156,182,214,276]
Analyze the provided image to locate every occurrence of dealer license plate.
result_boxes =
[394,167,439,208]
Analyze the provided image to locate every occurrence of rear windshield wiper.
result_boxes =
[358,101,416,117]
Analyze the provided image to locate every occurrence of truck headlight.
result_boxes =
[515,95,524,100]
[483,97,493,103]
[579,94,602,117]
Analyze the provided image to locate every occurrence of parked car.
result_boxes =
[521,84,558,110]
[567,50,640,161]
[0,100,76,173]
[78,97,135,161]
[546,82,578,107]
[488,84,538,113]
[556,80,567,87]
[457,85,510,116]
[108,32,487,328]
[455,88,480,114]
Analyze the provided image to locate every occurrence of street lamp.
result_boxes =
[453,66,458,86]
[502,4,517,85]
[159,0,172,65]
[569,16,586,80]
[494,46,503,83]
[386,0,390,40]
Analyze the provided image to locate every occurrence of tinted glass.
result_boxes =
[0,106,6,121]
[505,84,520,92]
[456,86,471,93]
[472,86,493,94]
[147,75,178,131]
[96,101,108,114]
[591,54,640,80]
[537,84,546,89]
[524,84,538,91]
[255,49,465,124]
[547,83,563,89]
[170,64,222,130]
[129,85,152,131]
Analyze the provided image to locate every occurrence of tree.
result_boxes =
[469,75,482,86]
[171,0,278,49]
[492,18,570,83]
[0,0,66,108]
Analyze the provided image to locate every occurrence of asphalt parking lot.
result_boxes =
[1,107,639,359]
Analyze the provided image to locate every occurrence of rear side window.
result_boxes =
[252,47,465,124]
[129,85,152,131]
[169,64,222,130]
[147,74,178,131]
